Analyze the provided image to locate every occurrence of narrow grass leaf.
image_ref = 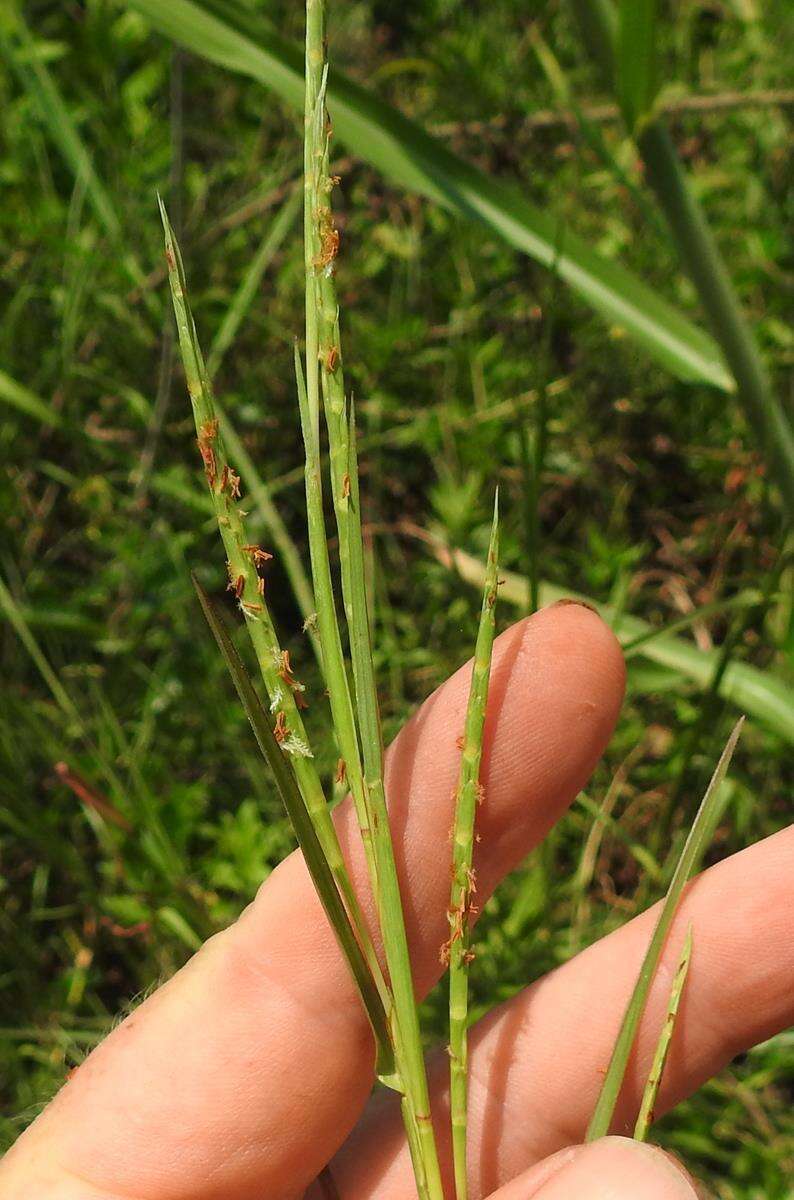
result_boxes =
[438,543,794,744]
[0,573,81,727]
[586,719,743,1141]
[206,185,301,379]
[620,590,765,656]
[634,924,693,1142]
[447,494,499,1200]
[617,0,658,133]
[0,369,64,427]
[123,0,732,391]
[192,575,393,1072]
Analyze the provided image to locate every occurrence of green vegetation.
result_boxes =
[0,1,792,1195]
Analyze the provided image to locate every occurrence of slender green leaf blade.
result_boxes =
[0,369,63,427]
[617,0,658,132]
[123,0,732,391]
[192,574,394,1073]
[586,719,743,1140]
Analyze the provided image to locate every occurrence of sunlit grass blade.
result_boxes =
[0,369,64,427]
[586,718,743,1141]
[447,495,499,1200]
[0,573,82,729]
[620,589,765,656]
[435,542,794,744]
[124,0,732,391]
[634,924,693,1142]
[192,574,393,1073]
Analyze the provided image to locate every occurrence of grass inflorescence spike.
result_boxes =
[160,198,385,1007]
[634,924,693,1142]
[446,494,500,1200]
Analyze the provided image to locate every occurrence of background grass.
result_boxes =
[0,2,792,1195]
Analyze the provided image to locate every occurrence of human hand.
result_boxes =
[2,605,791,1199]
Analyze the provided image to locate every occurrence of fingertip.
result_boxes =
[493,1138,699,1199]
[536,599,626,704]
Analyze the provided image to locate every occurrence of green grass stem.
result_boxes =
[303,4,442,1193]
[634,924,693,1142]
[447,497,499,1200]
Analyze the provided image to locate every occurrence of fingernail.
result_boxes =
[530,1138,698,1198]
[550,597,598,613]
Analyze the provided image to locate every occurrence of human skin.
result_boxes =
[1,603,791,1200]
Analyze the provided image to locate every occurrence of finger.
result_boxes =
[325,824,794,1198]
[484,1138,700,1200]
[0,603,625,1200]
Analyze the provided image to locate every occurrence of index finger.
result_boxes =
[1,604,624,1200]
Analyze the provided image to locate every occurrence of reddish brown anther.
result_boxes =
[278,650,300,689]
[227,574,245,600]
[221,467,241,499]
[243,545,274,568]
[197,439,217,489]
[314,209,340,270]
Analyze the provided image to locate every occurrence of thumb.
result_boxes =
[487,1137,702,1200]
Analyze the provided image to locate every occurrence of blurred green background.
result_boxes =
[0,2,792,1195]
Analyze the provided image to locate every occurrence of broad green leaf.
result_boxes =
[123,0,733,392]
[437,542,794,745]
[586,720,742,1140]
